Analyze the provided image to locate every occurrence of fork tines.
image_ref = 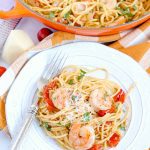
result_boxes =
[43,50,68,81]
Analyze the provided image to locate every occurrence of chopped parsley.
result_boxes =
[133,4,137,11]
[64,11,71,19]
[65,122,71,129]
[68,79,74,85]
[116,7,134,18]
[80,69,86,74]
[53,96,56,101]
[83,112,90,122]
[43,122,51,131]
[49,12,55,19]
[72,95,77,101]
[104,92,109,99]
[56,122,62,126]
[43,122,48,128]
[119,124,126,131]
[99,121,103,125]
[77,69,86,80]
[115,103,119,109]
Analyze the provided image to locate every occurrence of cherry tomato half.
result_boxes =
[42,81,58,111]
[37,28,53,41]
[0,66,6,77]
[89,144,103,150]
[98,105,115,117]
[108,132,121,147]
[113,89,125,103]
[43,85,55,111]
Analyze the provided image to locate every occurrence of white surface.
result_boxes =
[5,42,150,150]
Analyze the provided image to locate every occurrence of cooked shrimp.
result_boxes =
[51,87,72,110]
[69,123,95,150]
[89,89,112,112]
[101,0,117,9]
[76,3,86,12]
[72,2,87,15]
[108,16,126,26]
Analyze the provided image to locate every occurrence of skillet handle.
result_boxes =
[0,1,30,19]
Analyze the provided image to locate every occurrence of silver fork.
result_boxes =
[10,50,68,150]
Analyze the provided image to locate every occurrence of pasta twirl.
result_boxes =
[36,66,131,150]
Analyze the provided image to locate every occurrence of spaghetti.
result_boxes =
[24,0,149,28]
[37,65,130,150]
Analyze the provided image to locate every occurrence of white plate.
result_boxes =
[6,42,150,150]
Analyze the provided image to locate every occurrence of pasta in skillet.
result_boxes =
[24,0,149,28]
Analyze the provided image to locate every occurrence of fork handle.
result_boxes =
[10,105,38,150]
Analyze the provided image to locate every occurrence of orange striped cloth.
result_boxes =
[0,20,150,131]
